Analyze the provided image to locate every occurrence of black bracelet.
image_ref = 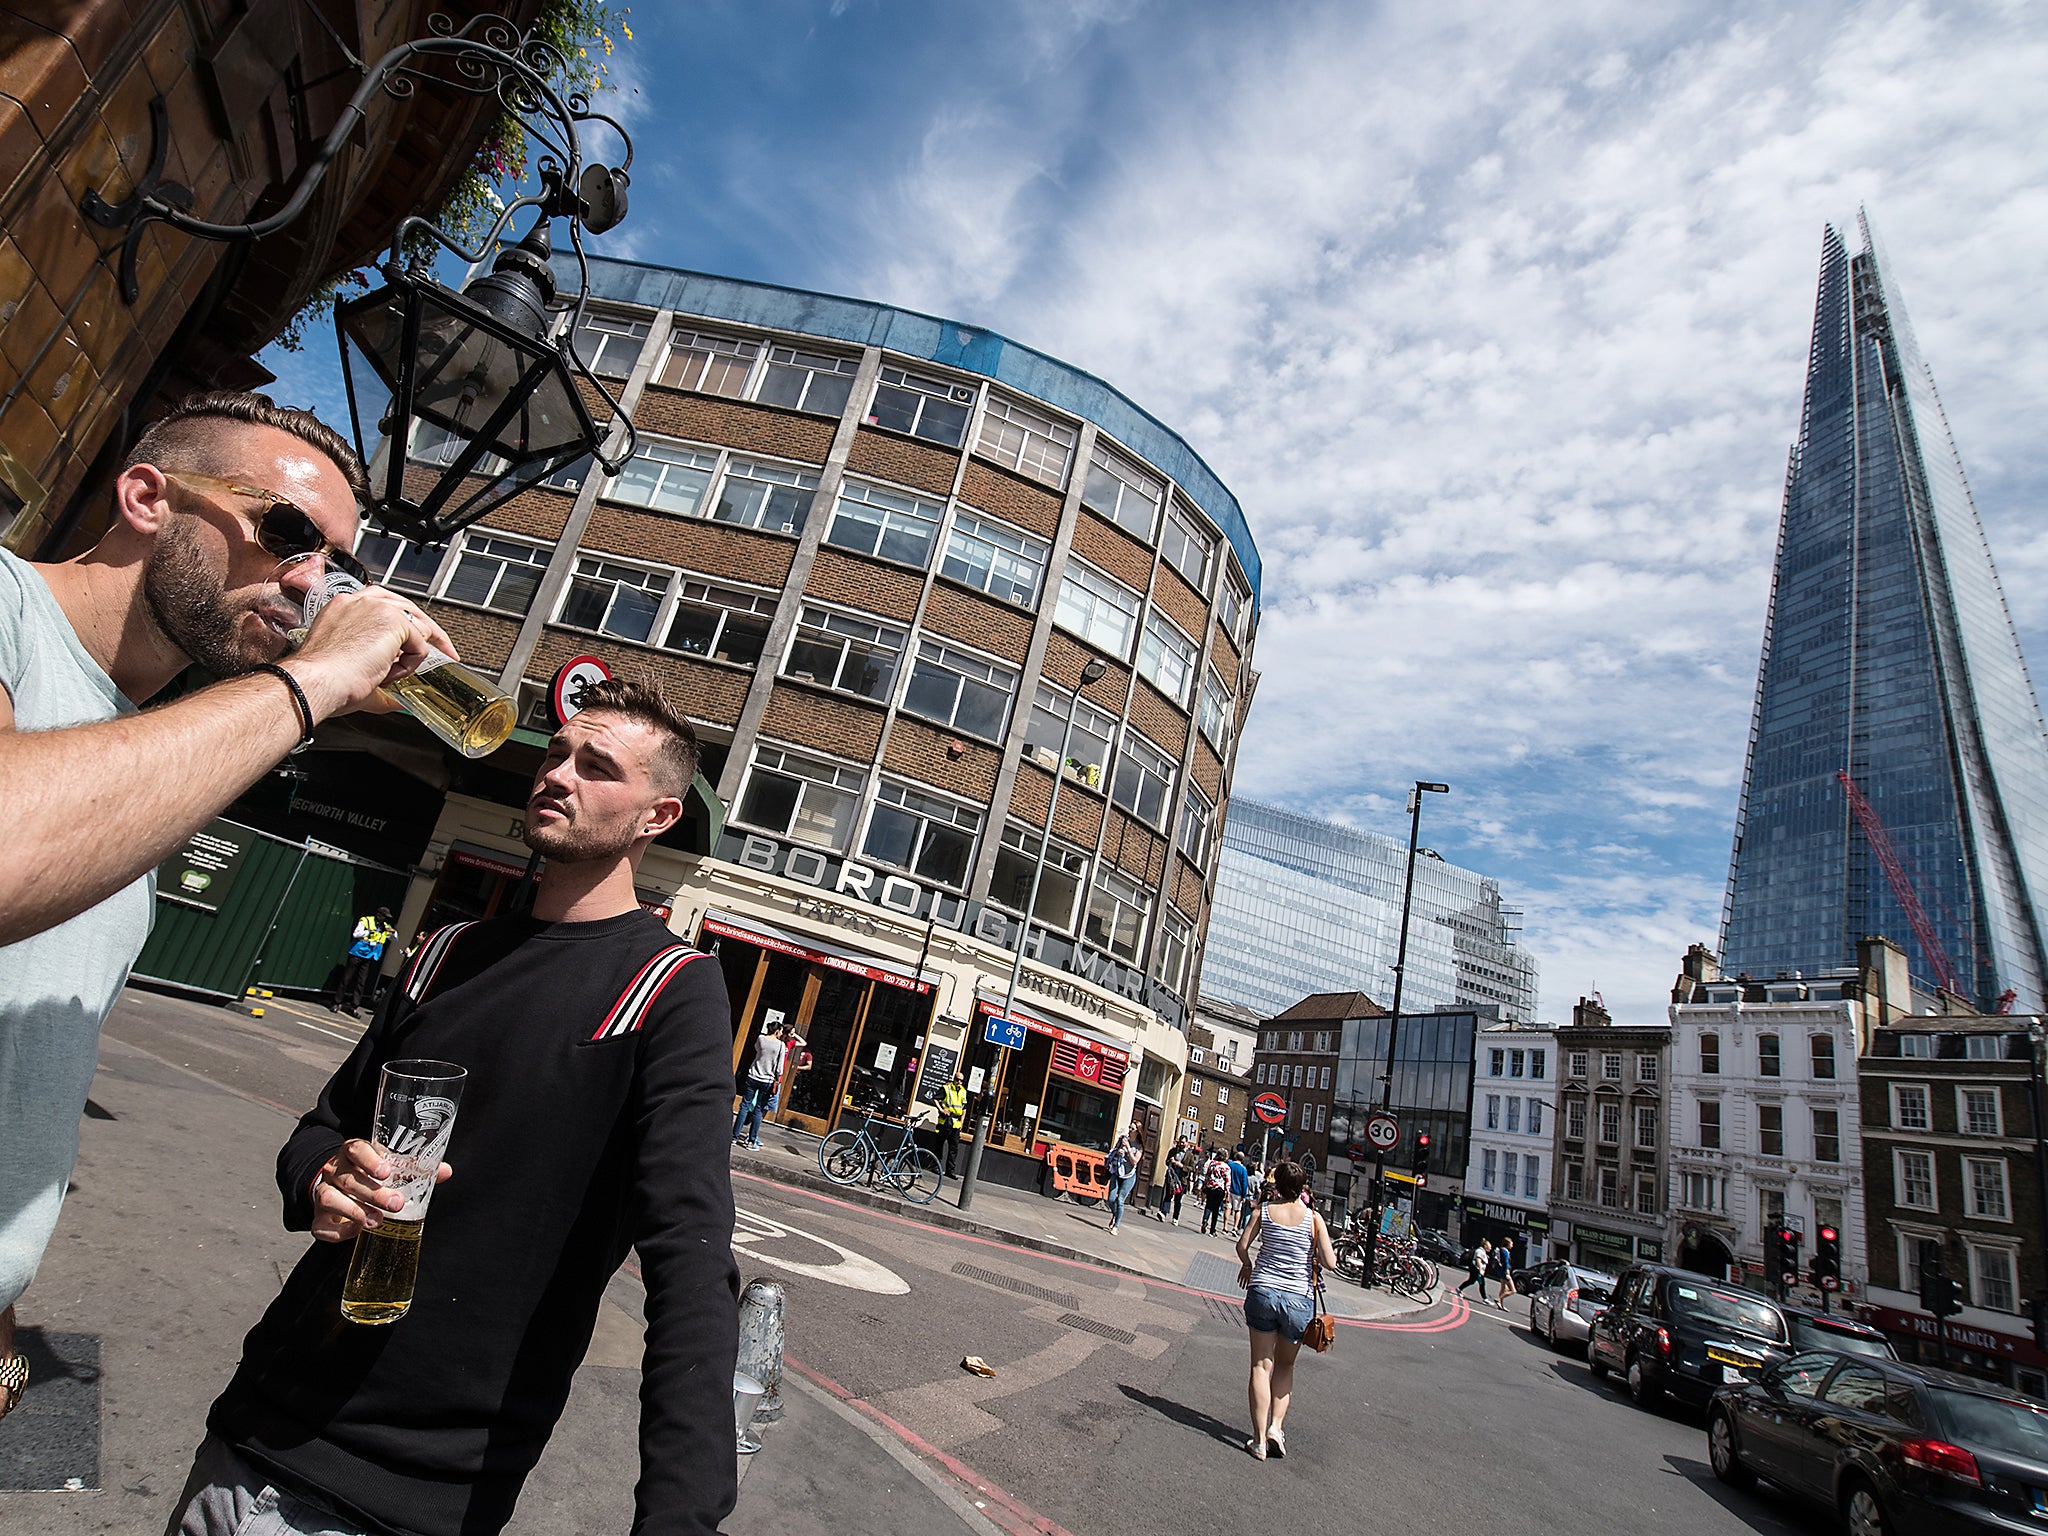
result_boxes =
[252,662,317,755]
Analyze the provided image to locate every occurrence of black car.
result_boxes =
[1413,1227,1463,1265]
[1586,1264,1790,1409]
[1780,1303,1897,1361]
[1710,1349,2048,1534]
[1515,1257,1568,1296]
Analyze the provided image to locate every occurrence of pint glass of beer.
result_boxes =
[341,1059,467,1325]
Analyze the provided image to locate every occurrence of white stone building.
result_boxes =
[1461,1021,1558,1264]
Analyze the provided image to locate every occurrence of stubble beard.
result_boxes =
[141,518,273,677]
[523,808,642,867]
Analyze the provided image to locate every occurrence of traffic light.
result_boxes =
[1763,1226,1784,1285]
[1919,1241,1962,1321]
[1810,1224,1841,1291]
[1412,1132,1431,1177]
[1777,1226,1802,1286]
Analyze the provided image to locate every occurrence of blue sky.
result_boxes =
[264,0,2048,1025]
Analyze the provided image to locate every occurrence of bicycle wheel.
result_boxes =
[887,1148,944,1205]
[1333,1239,1366,1283]
[819,1130,870,1185]
[1399,1258,1435,1298]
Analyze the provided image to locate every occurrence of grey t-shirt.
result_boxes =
[0,548,155,1310]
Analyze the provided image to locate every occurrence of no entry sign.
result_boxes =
[1252,1092,1288,1126]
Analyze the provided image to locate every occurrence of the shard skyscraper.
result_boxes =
[1720,215,2048,1011]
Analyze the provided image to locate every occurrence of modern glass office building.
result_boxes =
[1327,1007,1482,1226]
[1721,216,2048,1011]
[1201,798,1539,1021]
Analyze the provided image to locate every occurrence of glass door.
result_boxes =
[780,968,871,1134]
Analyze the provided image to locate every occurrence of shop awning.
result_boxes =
[449,842,531,880]
[700,909,935,992]
[973,993,1131,1064]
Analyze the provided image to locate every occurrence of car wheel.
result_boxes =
[1544,1309,1561,1351]
[1841,1476,1891,1536]
[1708,1411,1756,1490]
[1627,1353,1661,1407]
[1587,1342,1610,1379]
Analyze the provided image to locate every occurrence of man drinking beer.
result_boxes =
[168,679,741,1536]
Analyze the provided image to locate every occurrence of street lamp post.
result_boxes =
[959,656,1108,1211]
[1362,780,1449,1280]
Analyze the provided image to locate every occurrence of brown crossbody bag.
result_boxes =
[1302,1215,1336,1352]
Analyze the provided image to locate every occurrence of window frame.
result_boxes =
[1159,498,1215,590]
[1699,1098,1722,1150]
[570,310,649,379]
[1810,1032,1837,1080]
[1759,1033,1782,1077]
[733,743,869,853]
[975,391,1077,488]
[601,435,722,519]
[1892,1083,1932,1131]
[1082,865,1152,964]
[859,778,983,891]
[1970,1241,2020,1313]
[1959,1086,2004,1137]
[710,454,821,536]
[1758,1102,1785,1157]
[825,478,948,570]
[939,509,1049,607]
[1634,1102,1658,1151]
[351,528,446,594]
[1894,1148,1937,1211]
[555,552,671,643]
[781,602,908,704]
[1197,667,1232,752]
[1022,682,1117,788]
[659,571,780,668]
[1812,1108,1841,1165]
[1109,727,1176,829]
[1153,905,1193,994]
[1700,1033,1720,1074]
[1054,558,1143,659]
[1176,780,1214,866]
[756,343,860,416]
[899,637,1019,743]
[1136,609,1198,708]
[1965,1156,2011,1222]
[439,530,552,616]
[1080,440,1163,541]
[867,364,977,448]
[656,326,761,397]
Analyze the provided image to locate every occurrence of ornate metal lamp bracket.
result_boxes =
[79,95,196,304]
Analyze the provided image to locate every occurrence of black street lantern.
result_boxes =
[83,13,638,543]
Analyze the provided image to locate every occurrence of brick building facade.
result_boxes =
[1547,997,1672,1269]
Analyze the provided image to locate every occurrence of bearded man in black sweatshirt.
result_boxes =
[167,677,740,1536]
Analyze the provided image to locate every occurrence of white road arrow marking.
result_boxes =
[731,1205,911,1294]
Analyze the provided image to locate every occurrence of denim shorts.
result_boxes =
[1243,1283,1315,1341]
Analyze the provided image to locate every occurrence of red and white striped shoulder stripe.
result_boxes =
[589,946,705,1041]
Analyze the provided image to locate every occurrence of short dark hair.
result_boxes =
[571,676,700,797]
[127,391,369,505]
[1271,1159,1307,1200]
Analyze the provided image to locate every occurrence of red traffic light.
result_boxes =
[1417,1132,1431,1146]
[1778,1227,1799,1245]
[1818,1225,1839,1244]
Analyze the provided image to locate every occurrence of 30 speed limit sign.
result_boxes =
[1364,1112,1401,1153]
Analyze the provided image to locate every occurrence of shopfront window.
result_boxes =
[1040,1077,1116,1152]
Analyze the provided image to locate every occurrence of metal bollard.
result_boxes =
[736,1278,786,1423]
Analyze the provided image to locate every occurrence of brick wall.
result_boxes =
[923,581,1034,666]
[1103,810,1167,885]
[426,606,520,674]
[806,546,923,622]
[1191,737,1224,801]
[1068,510,1154,594]
[582,503,798,587]
[959,459,1063,538]
[881,715,1000,803]
[524,628,753,727]
[635,388,835,465]
[1009,761,1106,847]
[1151,562,1208,640]
[480,489,575,543]
[1175,857,1206,919]
[1043,630,1132,705]
[761,682,886,761]
[845,428,959,496]
[1210,619,1243,678]
[1128,678,1189,758]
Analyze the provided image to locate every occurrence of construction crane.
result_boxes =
[1836,770,1972,999]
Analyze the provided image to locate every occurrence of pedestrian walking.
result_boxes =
[1238,1163,1262,1235]
[733,1019,799,1148]
[1489,1240,1513,1308]
[0,392,446,1422]
[1225,1150,1250,1235]
[937,1069,968,1176]
[1458,1237,1492,1304]
[1235,1159,1338,1460]
[335,906,396,1015]
[1201,1148,1232,1235]
[1158,1144,1188,1224]
[166,677,742,1536]
[1104,1124,1144,1232]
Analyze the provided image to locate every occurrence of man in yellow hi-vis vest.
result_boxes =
[938,1070,968,1177]
[335,906,395,1015]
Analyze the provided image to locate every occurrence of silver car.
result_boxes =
[1528,1265,1617,1352]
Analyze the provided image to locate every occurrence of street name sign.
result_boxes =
[1252,1092,1288,1125]
[1364,1111,1400,1153]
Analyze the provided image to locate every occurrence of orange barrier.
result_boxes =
[1045,1146,1109,1199]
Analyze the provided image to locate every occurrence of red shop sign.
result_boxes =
[700,916,931,993]
[1864,1305,2048,1369]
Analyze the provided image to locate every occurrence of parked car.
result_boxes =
[1709,1349,2048,1534]
[1414,1227,1462,1265]
[1515,1258,1568,1296]
[1586,1264,1791,1409]
[1528,1265,1617,1353]
[1779,1303,1897,1361]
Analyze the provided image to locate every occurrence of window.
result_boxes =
[1506,1096,1522,1133]
[541,454,594,494]
[1968,1158,2010,1220]
[861,780,980,888]
[976,393,1076,487]
[1524,1155,1540,1200]
[1893,1084,1931,1131]
[557,555,668,642]
[1758,1104,1784,1156]
[1289,1031,1303,1051]
[1315,1103,1327,1133]
[1760,1187,1785,1234]
[1318,1065,1330,1090]
[868,365,975,447]
[1598,1166,1618,1207]
[1054,559,1143,658]
[1530,1049,1546,1080]
[1683,1171,1714,1210]
[408,421,505,474]
[1962,1088,2002,1137]
[1528,1100,1543,1136]
[606,438,720,517]
[1759,1034,1781,1077]
[1022,684,1117,787]
[901,640,1017,741]
[1294,1064,1306,1088]
[1503,1152,1519,1193]
[757,344,859,415]
[1898,1033,1933,1058]
[1598,1102,1620,1144]
[571,311,647,378]
[1895,1149,1936,1210]
[1256,1064,1267,1085]
[1485,1094,1501,1130]
[1699,1099,1722,1150]
[1489,1048,1506,1079]
[1636,1053,1658,1083]
[1110,731,1175,828]
[1189,1078,1203,1099]
[443,533,549,614]
[1081,442,1162,540]
[1569,1051,1589,1080]
[1566,1163,1584,1202]
[940,512,1048,606]
[1083,867,1150,963]
[1137,611,1197,707]
[1298,1103,1311,1130]
[1811,1033,1837,1080]
[352,530,442,594]
[1813,1109,1841,1164]
[1176,783,1214,866]
[657,327,759,396]
[1197,669,1232,752]
[661,575,778,667]
[1814,1195,1844,1238]
[736,746,866,851]
[1510,1050,1526,1079]
[1567,1098,1587,1141]
[825,480,945,568]
[1601,1053,1622,1081]
[1635,1103,1658,1150]
[1214,1112,1226,1134]
[1159,499,1215,590]
[1154,907,1192,993]
[783,605,905,702]
[1700,1033,1720,1074]
[1965,1034,2005,1060]
[1216,567,1250,644]
[712,457,819,534]
[1635,1173,1658,1215]
[1481,1149,1497,1190]
[1972,1245,2019,1312]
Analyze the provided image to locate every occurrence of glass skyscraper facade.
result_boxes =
[1202,798,1540,1021]
[1722,216,2048,1011]
[1329,1008,1480,1227]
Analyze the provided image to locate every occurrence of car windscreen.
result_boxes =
[1789,1318,1891,1358]
[1573,1278,1614,1304]
[1934,1390,2048,1460]
[1665,1282,1786,1340]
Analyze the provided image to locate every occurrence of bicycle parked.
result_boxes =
[817,1096,944,1205]
[1333,1213,1436,1300]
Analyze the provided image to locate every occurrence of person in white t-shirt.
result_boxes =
[733,1020,803,1148]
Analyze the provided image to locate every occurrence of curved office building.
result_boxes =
[373,256,1260,1186]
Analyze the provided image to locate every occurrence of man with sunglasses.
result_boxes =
[0,391,459,1415]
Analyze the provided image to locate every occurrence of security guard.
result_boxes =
[938,1070,969,1176]
[335,905,396,1015]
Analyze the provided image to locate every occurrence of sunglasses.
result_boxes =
[162,470,369,584]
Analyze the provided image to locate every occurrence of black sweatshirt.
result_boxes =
[207,909,740,1536]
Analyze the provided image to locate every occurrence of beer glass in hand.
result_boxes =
[342,1060,467,1325]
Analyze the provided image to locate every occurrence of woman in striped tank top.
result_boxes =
[1233,1159,1337,1459]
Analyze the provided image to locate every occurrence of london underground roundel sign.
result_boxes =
[1252,1092,1288,1126]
